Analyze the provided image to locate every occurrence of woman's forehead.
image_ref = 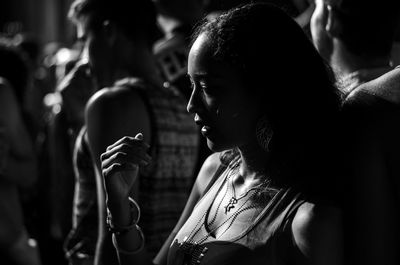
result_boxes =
[188,34,230,73]
[189,34,213,60]
[188,34,213,74]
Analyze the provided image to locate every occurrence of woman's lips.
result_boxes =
[201,125,212,136]
[194,115,215,138]
[201,126,218,140]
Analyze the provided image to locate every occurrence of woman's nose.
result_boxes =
[186,88,200,114]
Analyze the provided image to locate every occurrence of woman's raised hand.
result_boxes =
[101,133,151,208]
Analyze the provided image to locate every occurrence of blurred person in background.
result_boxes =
[153,0,212,180]
[153,0,206,100]
[0,41,41,265]
[342,62,400,265]
[311,0,400,94]
[65,0,200,264]
[41,52,94,265]
[311,0,400,264]
[291,0,315,31]
[58,59,95,139]
[13,33,48,136]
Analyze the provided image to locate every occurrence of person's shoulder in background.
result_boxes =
[346,66,400,107]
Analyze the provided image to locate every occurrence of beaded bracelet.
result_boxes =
[106,197,141,235]
[111,225,145,255]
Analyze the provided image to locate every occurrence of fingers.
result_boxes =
[101,151,151,170]
[100,134,152,177]
[102,162,139,179]
[106,134,149,152]
[135,133,143,140]
[101,141,151,161]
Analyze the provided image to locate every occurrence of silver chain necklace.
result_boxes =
[223,170,270,214]
[178,194,258,265]
[177,160,268,265]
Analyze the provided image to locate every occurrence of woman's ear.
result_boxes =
[325,5,342,38]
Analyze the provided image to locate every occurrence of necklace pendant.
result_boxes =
[224,197,238,214]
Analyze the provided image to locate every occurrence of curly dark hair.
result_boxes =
[193,3,343,202]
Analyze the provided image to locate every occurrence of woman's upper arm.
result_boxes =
[153,152,221,265]
[86,86,152,264]
[85,86,152,171]
[292,203,343,265]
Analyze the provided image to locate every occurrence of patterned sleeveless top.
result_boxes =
[168,151,307,265]
[66,78,199,258]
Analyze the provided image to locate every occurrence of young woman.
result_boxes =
[101,3,343,265]
[64,0,199,264]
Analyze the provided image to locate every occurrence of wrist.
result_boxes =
[107,198,130,226]
[107,195,129,212]
[107,197,140,233]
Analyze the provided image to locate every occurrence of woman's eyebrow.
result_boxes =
[190,73,223,80]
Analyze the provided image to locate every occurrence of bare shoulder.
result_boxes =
[349,67,400,104]
[86,84,147,118]
[195,152,222,196]
[84,83,152,158]
[292,202,343,264]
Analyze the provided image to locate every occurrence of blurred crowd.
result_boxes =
[0,0,399,265]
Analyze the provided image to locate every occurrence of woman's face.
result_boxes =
[76,15,113,87]
[187,33,260,152]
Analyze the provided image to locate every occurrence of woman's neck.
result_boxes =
[236,141,270,185]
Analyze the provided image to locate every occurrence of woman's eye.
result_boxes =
[189,78,218,96]
[199,81,212,93]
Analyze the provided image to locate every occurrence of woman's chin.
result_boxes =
[206,137,231,153]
